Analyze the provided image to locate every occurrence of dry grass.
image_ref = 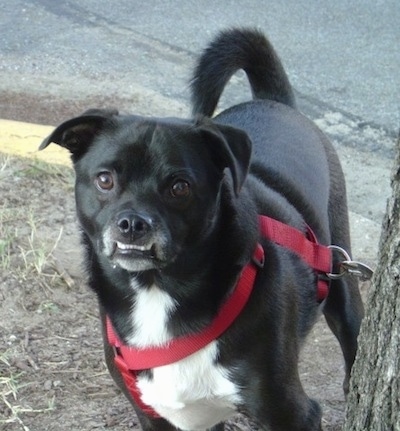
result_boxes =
[0,154,71,430]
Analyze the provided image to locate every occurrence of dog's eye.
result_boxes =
[170,180,190,198]
[95,172,114,191]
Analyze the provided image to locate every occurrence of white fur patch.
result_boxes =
[137,341,240,430]
[126,281,240,429]
[127,280,176,348]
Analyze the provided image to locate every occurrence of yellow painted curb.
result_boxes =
[0,119,71,167]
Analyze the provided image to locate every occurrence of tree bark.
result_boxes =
[343,134,400,431]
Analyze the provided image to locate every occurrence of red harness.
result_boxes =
[106,215,332,418]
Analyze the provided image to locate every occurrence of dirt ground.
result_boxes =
[0,92,371,431]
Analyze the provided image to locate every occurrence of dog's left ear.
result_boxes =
[196,118,252,196]
[39,109,118,160]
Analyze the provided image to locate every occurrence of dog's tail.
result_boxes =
[190,28,296,117]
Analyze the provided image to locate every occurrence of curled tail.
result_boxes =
[191,28,296,117]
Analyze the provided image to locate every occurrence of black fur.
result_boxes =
[191,28,296,115]
[40,28,364,430]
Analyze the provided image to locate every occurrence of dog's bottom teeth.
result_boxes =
[115,242,159,260]
[116,242,152,252]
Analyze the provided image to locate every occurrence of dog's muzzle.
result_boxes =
[102,210,169,271]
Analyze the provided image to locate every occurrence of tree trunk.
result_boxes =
[343,134,400,431]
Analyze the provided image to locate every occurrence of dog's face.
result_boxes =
[40,110,252,273]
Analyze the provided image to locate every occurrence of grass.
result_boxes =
[0,365,55,431]
[20,212,64,277]
[0,236,13,271]
[0,153,72,429]
[0,352,49,431]
[0,156,16,271]
[0,202,64,283]
[18,157,74,183]
[0,153,70,276]
[0,206,18,271]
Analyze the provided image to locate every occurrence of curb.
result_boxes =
[0,119,70,167]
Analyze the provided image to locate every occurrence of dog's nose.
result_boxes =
[117,211,152,238]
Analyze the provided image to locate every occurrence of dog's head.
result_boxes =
[40,109,252,273]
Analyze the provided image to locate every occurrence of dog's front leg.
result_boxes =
[134,411,179,431]
[251,397,322,431]
[243,374,323,431]
[323,276,364,395]
[208,424,225,431]
[136,413,225,431]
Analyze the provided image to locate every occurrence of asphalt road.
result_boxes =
[1,0,398,261]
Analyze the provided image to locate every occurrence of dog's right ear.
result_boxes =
[195,117,252,196]
[39,109,118,159]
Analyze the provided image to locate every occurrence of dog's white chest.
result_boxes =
[137,341,240,430]
[127,282,240,429]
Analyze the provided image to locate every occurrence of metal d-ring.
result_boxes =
[327,245,351,279]
[327,245,374,281]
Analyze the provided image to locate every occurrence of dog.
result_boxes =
[40,28,364,431]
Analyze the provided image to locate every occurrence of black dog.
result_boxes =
[40,28,364,431]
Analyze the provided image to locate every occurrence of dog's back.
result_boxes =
[191,28,296,117]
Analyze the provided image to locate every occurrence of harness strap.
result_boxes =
[106,215,331,417]
[106,243,264,418]
[107,243,264,371]
[259,216,331,273]
[114,354,161,417]
[258,215,331,301]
